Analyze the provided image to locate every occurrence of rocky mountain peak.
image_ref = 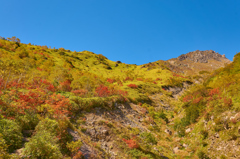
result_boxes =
[177,50,230,63]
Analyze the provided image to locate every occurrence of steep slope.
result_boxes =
[171,52,240,158]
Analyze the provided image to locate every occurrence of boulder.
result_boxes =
[173,147,179,154]
[185,128,192,133]
[165,129,172,135]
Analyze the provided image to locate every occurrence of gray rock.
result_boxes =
[165,129,172,135]
[183,143,188,148]
[185,128,192,133]
[173,147,179,154]
[215,133,220,138]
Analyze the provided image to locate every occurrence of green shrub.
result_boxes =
[127,149,153,159]
[0,119,23,152]
[197,151,210,159]
[67,140,82,153]
[157,111,169,123]
[23,130,63,159]
[200,130,208,140]
[185,105,199,124]
[17,113,39,130]
[0,133,10,158]
[35,118,59,135]
[140,132,157,147]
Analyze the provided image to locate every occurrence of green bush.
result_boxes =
[0,119,23,152]
[35,118,60,135]
[17,113,39,130]
[185,105,199,124]
[197,151,210,159]
[140,132,157,146]
[157,111,169,123]
[200,130,208,140]
[0,133,10,158]
[23,130,63,159]
[127,149,153,159]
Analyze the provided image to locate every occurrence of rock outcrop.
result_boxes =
[177,50,230,63]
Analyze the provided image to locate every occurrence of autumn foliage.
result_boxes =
[122,138,139,149]
[127,84,138,89]
[95,84,128,97]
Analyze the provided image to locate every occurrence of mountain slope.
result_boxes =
[0,36,237,159]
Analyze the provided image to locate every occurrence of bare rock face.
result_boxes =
[86,127,110,142]
[177,50,229,63]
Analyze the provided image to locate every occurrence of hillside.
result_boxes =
[0,36,238,159]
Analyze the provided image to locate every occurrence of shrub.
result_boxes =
[127,149,152,159]
[17,113,39,130]
[197,151,210,159]
[67,140,83,158]
[0,119,23,152]
[183,95,193,103]
[23,130,63,159]
[122,138,139,149]
[158,111,168,123]
[107,78,115,83]
[0,133,10,158]
[200,130,208,140]
[95,84,110,97]
[35,118,59,135]
[208,88,220,97]
[127,84,138,89]
[140,132,157,146]
[185,105,199,124]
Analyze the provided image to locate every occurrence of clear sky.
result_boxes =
[0,0,240,65]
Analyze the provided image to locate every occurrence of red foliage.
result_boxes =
[137,78,143,81]
[223,97,232,107]
[27,79,56,92]
[207,97,213,101]
[60,80,72,92]
[95,84,128,97]
[15,91,45,114]
[73,151,83,159]
[127,84,138,89]
[71,89,88,97]
[95,84,111,97]
[125,77,133,81]
[45,93,71,118]
[209,88,220,96]
[183,95,193,102]
[37,67,43,71]
[115,89,128,97]
[107,78,115,83]
[153,81,157,84]
[156,78,162,81]
[122,138,139,149]
[192,97,203,104]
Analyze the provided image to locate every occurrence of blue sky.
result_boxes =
[0,0,240,65]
